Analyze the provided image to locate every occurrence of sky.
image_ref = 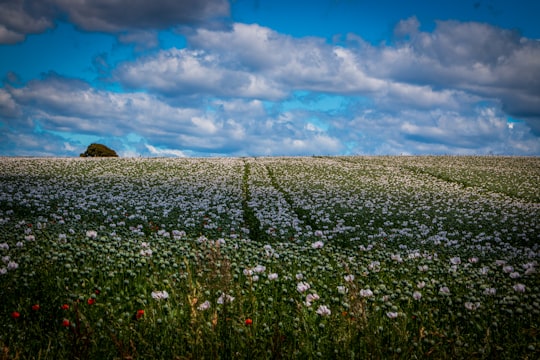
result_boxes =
[0,0,539,157]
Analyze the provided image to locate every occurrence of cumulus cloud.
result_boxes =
[0,0,230,43]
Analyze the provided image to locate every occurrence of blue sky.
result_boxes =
[1,0,539,157]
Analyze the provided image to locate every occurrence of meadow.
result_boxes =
[0,156,538,359]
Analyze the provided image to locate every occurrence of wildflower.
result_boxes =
[217,294,235,304]
[136,310,144,320]
[253,265,266,273]
[151,291,169,300]
[509,272,520,279]
[0,268,7,275]
[316,305,331,316]
[61,304,70,310]
[417,281,426,289]
[295,273,304,280]
[483,288,496,296]
[62,319,70,327]
[268,273,278,280]
[252,275,259,282]
[197,300,211,311]
[386,312,399,319]
[359,289,373,298]
[86,230,97,239]
[464,302,480,311]
[245,318,253,326]
[439,286,450,294]
[25,235,35,241]
[344,274,355,283]
[449,257,461,265]
[7,261,18,270]
[391,254,403,263]
[480,267,489,275]
[305,293,320,306]
[32,304,40,311]
[513,284,526,293]
[140,248,153,257]
[87,298,96,305]
[16,241,23,248]
[468,257,479,263]
[11,311,20,319]
[243,268,253,276]
[297,282,310,293]
[0,243,9,250]
[311,241,324,249]
[413,291,422,300]
[337,286,348,295]
[314,230,324,237]
[503,265,514,273]
[418,265,428,272]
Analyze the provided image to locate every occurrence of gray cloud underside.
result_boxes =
[0,0,230,43]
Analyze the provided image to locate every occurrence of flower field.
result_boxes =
[0,156,539,359]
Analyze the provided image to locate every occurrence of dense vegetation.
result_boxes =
[79,143,118,157]
[0,156,538,359]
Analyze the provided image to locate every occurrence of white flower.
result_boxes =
[314,230,324,237]
[413,291,422,300]
[316,305,331,316]
[305,293,320,306]
[0,268,7,275]
[311,241,324,249]
[464,302,480,311]
[513,284,526,293]
[439,286,450,294]
[483,288,496,296]
[468,257,479,263]
[268,273,278,280]
[86,230,97,239]
[386,312,399,319]
[7,261,18,270]
[495,260,506,266]
[217,294,235,304]
[243,268,253,276]
[151,290,169,300]
[297,282,311,293]
[418,265,428,272]
[359,289,373,297]
[252,275,259,282]
[503,265,514,273]
[197,300,211,311]
[253,265,266,273]
[295,273,304,280]
[450,257,461,265]
[140,249,153,257]
[0,243,8,250]
[417,281,426,289]
[480,267,489,275]
[16,241,23,248]
[509,272,520,279]
[25,235,35,241]
[344,274,355,283]
[337,286,348,295]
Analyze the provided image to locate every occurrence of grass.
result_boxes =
[0,156,538,359]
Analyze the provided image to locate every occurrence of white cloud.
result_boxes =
[145,144,186,157]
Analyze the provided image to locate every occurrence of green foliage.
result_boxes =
[80,143,118,157]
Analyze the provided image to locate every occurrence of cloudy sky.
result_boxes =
[1,0,539,157]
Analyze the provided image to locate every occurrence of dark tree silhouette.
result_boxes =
[80,143,119,157]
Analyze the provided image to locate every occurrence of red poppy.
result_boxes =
[11,311,20,319]
[32,304,40,311]
[62,319,70,327]
[87,298,95,305]
[61,304,69,310]
[245,318,253,326]
[94,289,101,295]
[136,310,144,320]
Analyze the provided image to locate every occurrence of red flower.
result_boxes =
[11,311,20,319]
[61,304,69,310]
[87,298,95,305]
[62,319,70,327]
[245,318,253,326]
[32,304,40,311]
[94,289,101,295]
[136,309,144,320]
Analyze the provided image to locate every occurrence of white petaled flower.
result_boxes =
[86,230,97,239]
[495,260,506,266]
[314,230,324,237]
[253,265,266,273]
[297,282,310,293]
[509,272,520,279]
[513,284,526,293]
[16,241,23,248]
[386,312,399,319]
[418,265,428,272]
[25,235,35,241]
[439,286,450,294]
[337,286,348,295]
[217,294,235,304]
[252,275,259,282]
[464,302,480,311]
[344,274,355,283]
[296,273,304,280]
[359,289,373,297]
[503,265,514,273]
[140,249,153,257]
[243,268,253,276]
[151,290,169,300]
[483,287,496,296]
[311,241,324,249]
[197,300,211,311]
[268,273,278,280]
[316,305,331,316]
[0,243,8,250]
[450,257,461,265]
[413,291,422,300]
[417,281,426,289]
[468,257,479,263]
[7,261,19,270]
[0,268,7,275]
